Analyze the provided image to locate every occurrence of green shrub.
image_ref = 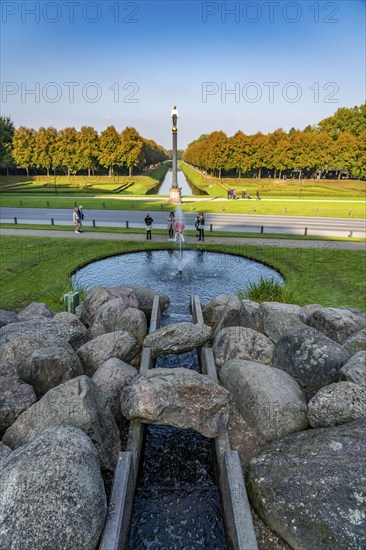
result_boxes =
[238,276,301,305]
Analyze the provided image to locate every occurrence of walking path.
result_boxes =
[1,228,365,250]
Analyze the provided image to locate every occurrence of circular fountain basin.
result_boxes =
[74,250,283,314]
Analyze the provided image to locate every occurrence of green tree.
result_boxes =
[53,127,78,179]
[318,104,366,137]
[205,131,228,178]
[353,130,366,179]
[77,126,99,176]
[331,131,357,178]
[33,127,58,176]
[0,116,15,176]
[250,132,267,179]
[119,127,144,176]
[98,125,121,176]
[228,131,253,178]
[12,126,36,176]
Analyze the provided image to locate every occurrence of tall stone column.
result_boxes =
[169,105,181,204]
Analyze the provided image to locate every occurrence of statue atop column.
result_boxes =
[171,105,178,129]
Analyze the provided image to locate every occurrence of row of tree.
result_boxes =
[183,104,366,179]
[0,119,169,177]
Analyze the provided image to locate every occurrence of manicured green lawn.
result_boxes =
[1,236,365,312]
[0,194,365,218]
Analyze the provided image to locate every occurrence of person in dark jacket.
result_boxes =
[198,212,205,241]
[144,213,153,240]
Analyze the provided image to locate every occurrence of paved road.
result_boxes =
[1,228,365,251]
[1,207,365,237]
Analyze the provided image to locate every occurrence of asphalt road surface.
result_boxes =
[0,207,365,238]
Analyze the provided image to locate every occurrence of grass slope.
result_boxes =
[1,236,365,312]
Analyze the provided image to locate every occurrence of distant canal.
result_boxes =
[148,168,205,196]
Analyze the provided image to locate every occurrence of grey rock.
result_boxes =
[53,311,87,334]
[0,441,12,462]
[272,326,351,390]
[213,326,274,367]
[213,296,248,335]
[219,359,308,443]
[202,294,235,327]
[144,322,211,358]
[340,351,366,385]
[302,303,323,322]
[30,344,84,397]
[0,360,37,436]
[18,301,54,320]
[343,327,366,355]
[92,358,138,427]
[309,306,366,344]
[110,284,170,319]
[2,375,121,471]
[0,317,85,350]
[308,382,366,427]
[87,300,147,345]
[258,301,308,343]
[0,310,19,328]
[77,331,141,376]
[240,300,261,331]
[121,367,229,438]
[0,425,107,550]
[79,285,113,326]
[247,420,366,550]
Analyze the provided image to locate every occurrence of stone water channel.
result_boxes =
[147,167,204,196]
[76,250,282,548]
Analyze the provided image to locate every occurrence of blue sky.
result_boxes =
[1,0,365,148]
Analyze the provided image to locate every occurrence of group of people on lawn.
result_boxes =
[72,206,205,242]
[145,211,205,242]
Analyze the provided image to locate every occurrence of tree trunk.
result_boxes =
[299,170,302,179]
[279,170,282,180]
[219,168,222,179]
[258,168,261,179]
[238,169,241,181]
[129,165,133,177]
[47,168,50,177]
[338,171,341,180]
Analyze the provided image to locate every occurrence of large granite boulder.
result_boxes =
[0,309,19,327]
[211,295,249,335]
[2,375,121,471]
[0,317,85,350]
[340,351,366,386]
[202,294,235,327]
[213,326,274,367]
[247,420,366,549]
[87,300,147,344]
[272,326,351,390]
[53,311,87,334]
[0,360,37,436]
[302,303,323,322]
[308,382,366,427]
[109,284,170,319]
[80,284,169,326]
[77,331,141,376]
[309,306,366,344]
[0,334,83,397]
[79,285,113,326]
[18,302,54,321]
[257,302,308,343]
[30,344,84,397]
[343,327,366,355]
[240,300,261,331]
[92,358,138,427]
[0,441,11,462]
[144,322,211,358]
[121,368,229,438]
[219,359,308,443]
[0,425,107,550]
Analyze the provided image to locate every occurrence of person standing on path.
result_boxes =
[167,212,175,239]
[198,212,205,241]
[194,214,200,237]
[77,206,85,232]
[144,213,153,240]
[73,207,80,233]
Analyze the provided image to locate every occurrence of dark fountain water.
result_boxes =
[75,246,283,548]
